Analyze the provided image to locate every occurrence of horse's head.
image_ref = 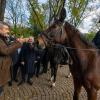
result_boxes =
[37,8,68,49]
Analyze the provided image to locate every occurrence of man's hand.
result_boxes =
[21,61,25,65]
[24,38,29,42]
[17,38,29,44]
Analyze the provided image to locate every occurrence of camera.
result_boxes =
[6,35,17,45]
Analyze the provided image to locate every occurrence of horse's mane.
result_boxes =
[65,21,95,48]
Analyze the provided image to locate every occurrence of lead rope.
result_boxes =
[63,46,73,65]
[61,23,73,65]
[65,46,100,51]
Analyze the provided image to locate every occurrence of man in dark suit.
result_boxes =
[18,37,35,86]
[33,42,46,77]
[17,43,28,86]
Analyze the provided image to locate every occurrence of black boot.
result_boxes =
[17,79,25,86]
[27,74,33,85]
[27,79,33,85]
[8,80,12,86]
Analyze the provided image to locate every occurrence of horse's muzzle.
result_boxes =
[37,35,46,49]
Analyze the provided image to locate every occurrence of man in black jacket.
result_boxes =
[92,19,100,48]
[18,37,35,86]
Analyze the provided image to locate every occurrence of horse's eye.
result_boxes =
[53,25,56,28]
[50,34,54,37]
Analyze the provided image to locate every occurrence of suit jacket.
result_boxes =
[92,30,100,49]
[20,43,36,73]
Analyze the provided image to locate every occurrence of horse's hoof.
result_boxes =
[66,73,71,78]
[52,83,55,87]
[50,76,54,82]
[50,83,56,88]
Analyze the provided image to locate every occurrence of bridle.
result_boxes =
[40,32,56,47]
[40,22,66,46]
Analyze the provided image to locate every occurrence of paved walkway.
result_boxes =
[0,65,100,100]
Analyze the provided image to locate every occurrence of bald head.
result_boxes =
[0,21,10,29]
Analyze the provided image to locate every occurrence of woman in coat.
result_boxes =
[0,21,28,96]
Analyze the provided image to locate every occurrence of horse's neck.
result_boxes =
[70,35,87,50]
[68,35,91,63]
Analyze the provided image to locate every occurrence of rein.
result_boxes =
[64,46,100,51]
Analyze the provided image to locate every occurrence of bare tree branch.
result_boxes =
[28,0,43,29]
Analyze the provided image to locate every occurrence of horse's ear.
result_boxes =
[54,17,59,22]
[59,7,66,22]
[98,19,100,23]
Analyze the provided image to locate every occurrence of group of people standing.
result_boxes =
[0,21,47,96]
[12,37,45,86]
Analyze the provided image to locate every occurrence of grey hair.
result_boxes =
[0,21,10,29]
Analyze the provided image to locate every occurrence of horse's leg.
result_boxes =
[50,64,54,82]
[85,87,97,100]
[73,78,82,100]
[52,64,58,87]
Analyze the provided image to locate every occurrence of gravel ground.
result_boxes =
[0,65,100,100]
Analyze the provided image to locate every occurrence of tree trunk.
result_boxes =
[0,0,6,21]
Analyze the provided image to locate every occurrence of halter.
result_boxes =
[40,32,56,47]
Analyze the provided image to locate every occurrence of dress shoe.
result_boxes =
[17,80,24,86]
[0,87,3,96]
[36,74,39,78]
[13,79,18,82]
[8,81,12,86]
[27,80,33,85]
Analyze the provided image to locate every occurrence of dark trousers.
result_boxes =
[27,73,33,81]
[42,60,48,73]
[13,63,20,80]
[0,86,3,96]
[34,61,41,77]
[13,62,26,81]
[20,64,26,81]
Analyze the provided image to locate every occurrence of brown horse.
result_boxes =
[38,8,100,100]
